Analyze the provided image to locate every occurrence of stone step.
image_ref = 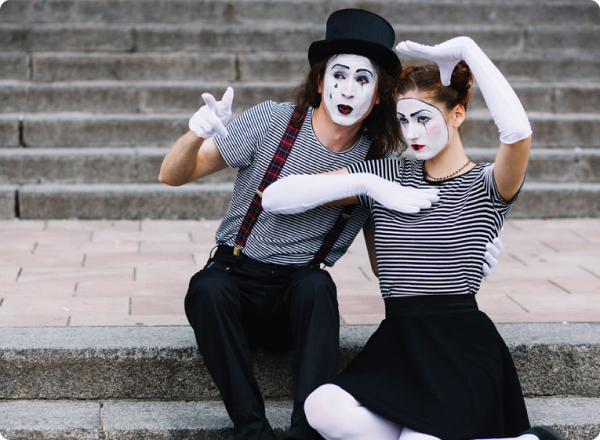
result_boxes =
[1,111,599,149]
[1,324,599,400]
[1,397,598,440]
[2,23,599,54]
[1,148,599,185]
[2,80,599,115]
[0,148,238,185]
[15,183,234,220]
[2,181,597,219]
[0,81,295,114]
[0,185,16,219]
[1,0,598,26]
[1,51,599,83]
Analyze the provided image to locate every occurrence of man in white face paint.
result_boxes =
[159,9,411,440]
[321,54,379,127]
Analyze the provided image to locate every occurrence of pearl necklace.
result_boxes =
[424,159,472,181]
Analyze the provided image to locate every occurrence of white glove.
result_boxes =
[482,229,503,277]
[188,87,234,139]
[262,173,439,215]
[396,37,531,145]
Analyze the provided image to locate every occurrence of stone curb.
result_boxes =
[0,398,598,440]
[1,324,599,400]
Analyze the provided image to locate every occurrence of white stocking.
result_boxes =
[399,427,440,440]
[399,427,539,440]
[304,384,402,440]
[471,436,537,440]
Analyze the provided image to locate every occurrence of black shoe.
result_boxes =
[522,426,567,440]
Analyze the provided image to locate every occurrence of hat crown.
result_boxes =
[308,9,400,74]
[325,9,395,49]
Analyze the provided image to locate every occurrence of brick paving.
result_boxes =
[1,218,599,327]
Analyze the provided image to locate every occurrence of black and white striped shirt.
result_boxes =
[348,158,520,297]
[213,101,373,266]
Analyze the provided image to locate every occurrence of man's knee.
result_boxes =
[291,268,337,304]
[185,267,238,321]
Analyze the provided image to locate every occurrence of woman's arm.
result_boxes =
[261,168,439,215]
[396,37,532,201]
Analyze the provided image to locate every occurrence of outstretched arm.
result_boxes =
[262,168,439,215]
[159,88,234,186]
[396,37,531,201]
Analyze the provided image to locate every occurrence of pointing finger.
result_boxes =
[201,93,219,112]
[221,87,234,109]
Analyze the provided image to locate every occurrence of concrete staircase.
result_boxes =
[1,324,600,439]
[1,0,600,219]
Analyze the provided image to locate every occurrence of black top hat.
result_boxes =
[308,9,401,74]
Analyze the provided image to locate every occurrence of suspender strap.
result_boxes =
[309,143,379,267]
[232,106,308,256]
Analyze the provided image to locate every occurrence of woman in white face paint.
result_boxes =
[263,37,568,440]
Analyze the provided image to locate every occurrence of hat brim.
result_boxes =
[308,39,401,74]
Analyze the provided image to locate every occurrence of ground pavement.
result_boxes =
[1,218,599,327]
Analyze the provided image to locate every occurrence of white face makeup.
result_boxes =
[396,98,449,160]
[322,54,378,126]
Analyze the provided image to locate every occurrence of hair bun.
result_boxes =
[450,61,473,92]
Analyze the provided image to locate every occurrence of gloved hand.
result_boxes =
[396,37,531,144]
[262,173,439,215]
[482,227,504,277]
[188,87,234,139]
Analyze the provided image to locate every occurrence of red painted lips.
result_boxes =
[337,104,353,115]
[411,144,425,151]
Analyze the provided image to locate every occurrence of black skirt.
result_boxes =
[332,294,530,440]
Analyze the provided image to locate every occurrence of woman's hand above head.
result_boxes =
[396,37,475,87]
[396,36,532,202]
[262,172,439,215]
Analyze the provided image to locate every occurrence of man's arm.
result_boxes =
[159,134,228,186]
[158,88,233,186]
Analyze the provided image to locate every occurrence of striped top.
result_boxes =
[348,158,520,297]
[213,100,373,266]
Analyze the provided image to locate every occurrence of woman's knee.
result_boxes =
[304,384,355,438]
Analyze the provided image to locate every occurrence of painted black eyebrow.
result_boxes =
[397,112,405,118]
[356,68,374,77]
[410,109,433,117]
[332,64,350,70]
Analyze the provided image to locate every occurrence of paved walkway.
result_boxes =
[1,218,599,327]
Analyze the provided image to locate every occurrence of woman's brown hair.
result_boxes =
[291,56,404,158]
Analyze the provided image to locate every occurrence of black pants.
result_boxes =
[184,246,339,440]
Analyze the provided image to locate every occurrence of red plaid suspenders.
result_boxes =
[232,105,376,266]
[233,106,308,256]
